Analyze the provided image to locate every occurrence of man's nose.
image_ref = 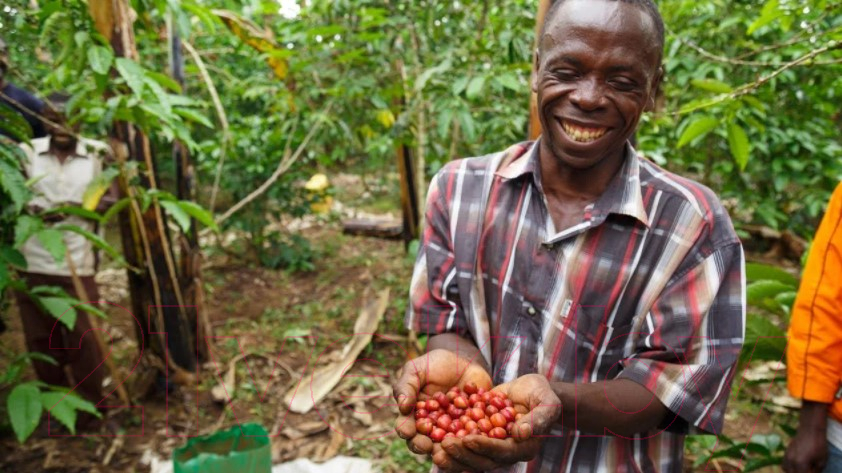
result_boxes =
[569,78,606,111]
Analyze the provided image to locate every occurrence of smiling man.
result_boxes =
[393,1,745,472]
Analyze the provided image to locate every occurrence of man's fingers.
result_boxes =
[393,358,426,415]
[462,434,541,463]
[440,436,504,471]
[520,400,561,437]
[395,414,416,440]
[431,443,479,473]
[408,434,434,455]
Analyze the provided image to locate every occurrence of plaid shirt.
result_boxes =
[407,141,745,473]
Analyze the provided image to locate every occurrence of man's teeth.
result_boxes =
[562,122,607,143]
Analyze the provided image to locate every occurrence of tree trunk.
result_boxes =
[528,0,553,140]
[89,0,200,383]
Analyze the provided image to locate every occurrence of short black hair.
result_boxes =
[45,92,71,114]
[542,0,665,59]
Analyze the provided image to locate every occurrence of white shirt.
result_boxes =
[21,136,110,276]
[830,417,842,451]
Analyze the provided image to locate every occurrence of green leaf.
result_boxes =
[174,108,213,128]
[452,76,469,96]
[0,159,30,213]
[39,296,77,330]
[740,313,786,364]
[14,215,43,248]
[101,197,131,223]
[745,263,798,286]
[59,392,100,416]
[0,263,8,292]
[55,224,123,263]
[35,229,67,263]
[727,123,750,171]
[466,76,486,100]
[495,74,522,92]
[40,392,77,434]
[414,60,451,92]
[8,383,43,443]
[1,246,28,269]
[747,280,793,306]
[46,206,102,223]
[143,76,172,114]
[145,71,183,93]
[0,104,34,143]
[159,200,191,233]
[87,45,114,75]
[677,116,719,148]
[177,200,219,232]
[690,79,733,94]
[748,0,782,35]
[115,57,147,97]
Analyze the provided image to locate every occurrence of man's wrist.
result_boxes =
[798,400,830,432]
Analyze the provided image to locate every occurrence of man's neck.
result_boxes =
[537,143,626,204]
[49,138,77,163]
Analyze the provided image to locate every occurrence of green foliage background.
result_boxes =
[1,0,840,462]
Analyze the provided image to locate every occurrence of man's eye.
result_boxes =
[610,79,638,91]
[553,70,578,80]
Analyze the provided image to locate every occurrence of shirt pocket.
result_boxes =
[571,306,634,382]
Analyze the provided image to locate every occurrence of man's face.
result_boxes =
[44,106,76,147]
[533,0,663,169]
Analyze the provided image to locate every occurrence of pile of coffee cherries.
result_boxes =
[414,382,525,443]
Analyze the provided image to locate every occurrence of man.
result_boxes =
[15,93,115,413]
[784,182,842,473]
[393,1,746,471]
[0,38,47,141]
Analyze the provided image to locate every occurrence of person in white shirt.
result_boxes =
[14,93,116,413]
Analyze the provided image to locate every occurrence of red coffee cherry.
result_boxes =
[416,418,433,435]
[501,407,516,422]
[490,397,506,410]
[430,427,446,442]
[490,413,507,428]
[428,411,441,423]
[477,418,493,433]
[449,420,463,433]
[416,401,427,411]
[464,382,478,395]
[436,414,452,431]
[453,396,469,409]
[469,407,485,421]
[490,427,507,439]
[415,409,429,419]
[486,405,499,416]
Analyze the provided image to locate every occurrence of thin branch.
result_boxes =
[182,41,231,212]
[203,101,334,233]
[674,41,842,116]
[668,25,842,67]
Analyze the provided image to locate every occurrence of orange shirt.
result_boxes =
[787,182,842,423]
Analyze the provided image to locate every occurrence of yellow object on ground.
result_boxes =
[305,173,333,214]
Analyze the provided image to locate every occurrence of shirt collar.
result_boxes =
[495,139,650,228]
[35,137,91,160]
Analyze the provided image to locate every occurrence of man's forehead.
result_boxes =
[543,0,657,44]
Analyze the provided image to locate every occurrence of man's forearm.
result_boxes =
[797,401,830,433]
[427,333,490,373]
[552,379,669,437]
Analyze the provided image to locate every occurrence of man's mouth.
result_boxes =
[561,121,608,143]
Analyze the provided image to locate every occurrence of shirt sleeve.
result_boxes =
[617,242,746,435]
[405,170,471,339]
[787,182,842,403]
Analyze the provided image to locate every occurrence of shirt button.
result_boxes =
[527,306,537,315]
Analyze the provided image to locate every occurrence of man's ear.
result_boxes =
[646,65,665,112]
[531,49,541,93]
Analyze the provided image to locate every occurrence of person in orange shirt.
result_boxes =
[784,182,842,473]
